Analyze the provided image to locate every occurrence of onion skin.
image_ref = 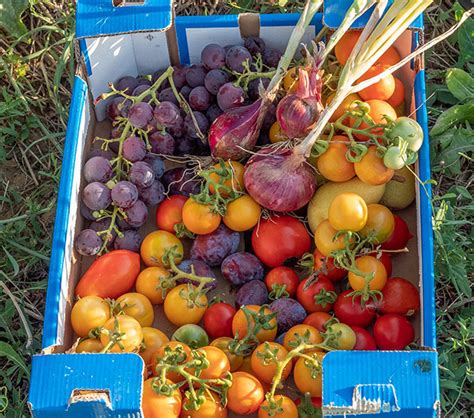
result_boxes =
[244,147,316,212]
[276,94,319,138]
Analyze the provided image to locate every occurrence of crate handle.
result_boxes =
[67,389,112,410]
[352,384,400,414]
[113,0,146,7]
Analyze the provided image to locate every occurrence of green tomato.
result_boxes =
[386,117,424,152]
[326,323,356,350]
[171,324,209,349]
[383,146,406,170]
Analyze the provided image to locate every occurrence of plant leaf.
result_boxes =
[446,68,474,101]
[430,103,474,136]
[457,14,474,64]
[0,0,29,38]
[0,342,29,377]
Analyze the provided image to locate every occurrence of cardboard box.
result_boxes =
[28,0,440,416]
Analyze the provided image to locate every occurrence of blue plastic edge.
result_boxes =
[76,0,172,39]
[42,75,88,349]
[78,39,92,76]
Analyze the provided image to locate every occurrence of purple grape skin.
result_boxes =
[189,86,211,112]
[221,252,264,286]
[158,87,179,105]
[206,104,223,122]
[111,181,139,209]
[225,46,252,73]
[149,131,175,154]
[139,179,165,206]
[217,83,245,111]
[82,182,111,211]
[244,36,266,55]
[74,229,102,256]
[186,64,207,87]
[114,229,143,252]
[269,298,307,333]
[136,76,152,87]
[123,136,146,162]
[190,224,240,267]
[129,161,155,188]
[175,136,197,155]
[154,101,181,128]
[248,77,270,101]
[201,44,226,70]
[83,156,113,183]
[89,218,117,245]
[152,69,170,90]
[180,85,192,100]
[124,199,148,227]
[143,154,165,179]
[128,102,154,129]
[111,126,122,139]
[161,167,201,196]
[117,216,134,231]
[116,76,138,94]
[172,65,188,89]
[235,280,269,308]
[132,84,152,102]
[204,69,230,95]
[184,112,209,138]
[80,202,96,221]
[169,119,185,139]
[87,148,116,160]
[262,48,282,68]
[107,97,131,120]
[177,259,217,291]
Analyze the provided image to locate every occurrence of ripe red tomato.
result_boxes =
[75,250,140,299]
[379,277,420,316]
[155,195,187,233]
[378,252,392,277]
[252,216,311,267]
[382,215,413,250]
[297,276,336,313]
[313,249,347,282]
[373,314,415,350]
[303,312,333,332]
[334,290,376,328]
[203,302,236,339]
[351,326,377,350]
[264,267,300,298]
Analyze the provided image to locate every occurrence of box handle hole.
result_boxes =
[113,0,145,7]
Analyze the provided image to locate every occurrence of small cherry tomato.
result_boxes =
[360,204,395,244]
[182,198,221,235]
[203,302,236,340]
[209,160,245,196]
[258,395,298,418]
[100,315,143,353]
[383,146,406,170]
[358,64,396,101]
[326,323,356,350]
[297,276,337,313]
[269,120,288,143]
[116,292,154,327]
[334,290,376,328]
[303,312,334,332]
[141,230,184,268]
[382,215,413,250]
[327,94,361,123]
[283,67,299,92]
[265,267,300,299]
[232,305,277,343]
[223,194,261,232]
[373,314,415,350]
[283,324,323,352]
[313,249,347,282]
[151,341,192,382]
[164,284,208,326]
[251,342,291,384]
[135,266,170,305]
[351,326,377,350]
[172,324,209,349]
[227,371,264,415]
[155,195,187,233]
[316,136,356,182]
[140,327,170,367]
[196,345,231,380]
[314,220,347,257]
[210,337,243,371]
[293,352,325,397]
[76,338,103,353]
[348,256,387,292]
[180,393,227,418]
[354,146,394,185]
[294,396,322,418]
[379,277,420,316]
[386,116,424,152]
[387,78,405,107]
[328,192,368,232]
[71,295,111,337]
[142,378,182,418]
[351,100,397,141]
[238,355,253,375]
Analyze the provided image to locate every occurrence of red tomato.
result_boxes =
[379,277,420,316]
[203,302,237,339]
[75,250,140,298]
[373,314,415,350]
[264,267,300,298]
[155,195,187,233]
[297,276,336,313]
[382,215,413,251]
[351,326,377,350]
[333,290,376,328]
[252,216,311,267]
[303,312,333,332]
[313,249,347,282]
[294,396,322,418]
[378,252,392,277]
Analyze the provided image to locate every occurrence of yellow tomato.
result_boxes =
[283,67,299,92]
[164,284,208,326]
[76,338,103,353]
[269,121,287,143]
[141,230,183,268]
[142,378,182,418]
[140,327,169,367]
[182,199,221,235]
[293,352,325,397]
[314,219,348,257]
[100,315,143,353]
[348,255,387,291]
[116,292,154,327]
[136,266,170,304]
[328,192,368,232]
[71,295,111,337]
[209,160,245,196]
[223,194,261,232]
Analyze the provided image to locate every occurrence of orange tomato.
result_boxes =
[354,146,394,185]
[358,64,395,101]
[348,255,387,291]
[223,194,261,232]
[116,292,154,327]
[141,231,184,268]
[100,315,143,353]
[316,136,355,182]
[142,378,182,418]
[293,352,325,397]
[140,327,170,367]
[314,219,347,257]
[327,93,361,122]
[210,337,244,371]
[227,371,264,415]
[250,342,291,384]
[155,195,187,233]
[387,77,405,108]
[196,346,230,380]
[76,338,103,353]
[135,266,170,305]
[151,341,192,382]
[360,204,395,244]
[328,192,368,232]
[376,46,401,66]
[350,99,397,141]
[238,356,254,374]
[71,295,111,337]
[283,67,299,92]
[269,121,287,143]
[303,312,333,333]
[258,395,298,418]
[283,324,323,352]
[180,393,227,418]
[182,198,221,235]
[164,284,208,326]
[209,161,245,196]
[232,305,277,343]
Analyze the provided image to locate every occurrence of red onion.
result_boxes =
[244,146,316,212]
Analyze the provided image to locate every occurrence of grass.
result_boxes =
[0,0,472,417]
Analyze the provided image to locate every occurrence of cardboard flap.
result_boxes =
[322,351,440,417]
[29,354,144,417]
[76,0,173,39]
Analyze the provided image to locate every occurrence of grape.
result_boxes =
[132,85,151,102]
[177,259,217,290]
[190,224,240,267]
[186,64,207,87]
[149,131,175,154]
[217,83,245,111]
[74,229,102,256]
[124,199,148,227]
[146,118,159,135]
[84,156,113,183]
[194,139,211,157]
[114,229,143,252]
[117,216,134,231]
[158,87,179,105]
[204,69,230,95]
[89,218,116,246]
[129,161,155,188]
[180,85,192,100]
[206,104,223,123]
[189,86,211,112]
[244,36,266,55]
[173,65,188,89]
[248,77,270,101]
[162,167,201,196]
[175,136,197,155]
[262,102,276,130]
[80,202,96,221]
[111,180,139,208]
[115,76,138,94]
[106,97,131,120]
[139,179,165,206]
[87,148,115,161]
[263,47,282,68]
[110,126,122,139]
[184,112,209,138]
[82,182,111,211]
[225,46,252,73]
[123,136,146,162]
[143,154,166,178]
[201,44,226,70]
[128,102,153,129]
[168,116,185,138]
[152,69,170,89]
[153,101,181,128]
[136,76,151,87]
[221,252,264,286]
